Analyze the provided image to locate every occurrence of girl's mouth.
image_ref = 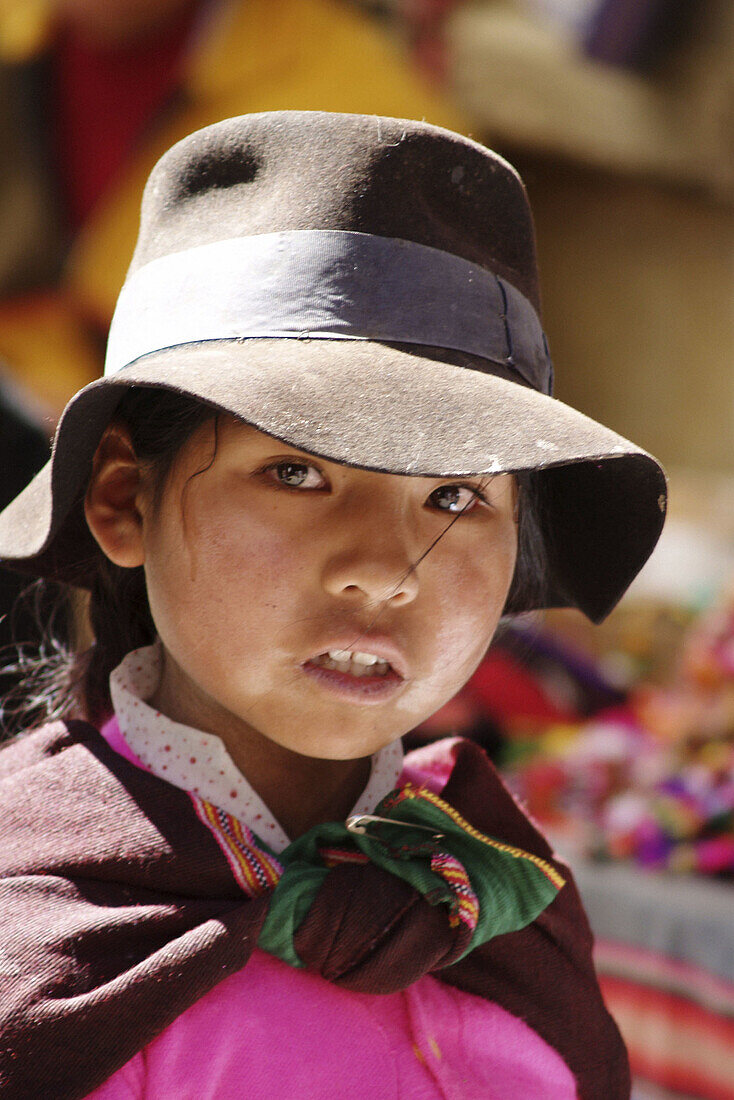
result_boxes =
[310,649,394,677]
[302,648,404,701]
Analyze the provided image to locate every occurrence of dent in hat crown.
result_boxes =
[130,111,540,311]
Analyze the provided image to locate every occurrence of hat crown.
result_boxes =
[130,111,541,314]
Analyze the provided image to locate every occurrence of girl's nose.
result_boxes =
[320,519,420,608]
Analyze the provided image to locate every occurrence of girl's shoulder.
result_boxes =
[0,718,101,781]
[403,736,556,862]
[401,736,461,793]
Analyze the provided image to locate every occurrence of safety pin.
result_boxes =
[346,814,444,841]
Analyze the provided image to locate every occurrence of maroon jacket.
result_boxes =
[0,721,629,1099]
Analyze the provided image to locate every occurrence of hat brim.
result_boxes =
[0,339,666,620]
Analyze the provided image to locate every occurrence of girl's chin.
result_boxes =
[257,712,409,762]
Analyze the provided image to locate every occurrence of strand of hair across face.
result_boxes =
[239,475,503,725]
[344,475,496,646]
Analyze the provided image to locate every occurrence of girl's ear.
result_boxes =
[84,423,147,568]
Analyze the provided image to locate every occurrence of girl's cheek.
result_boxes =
[178,506,307,596]
[427,541,515,660]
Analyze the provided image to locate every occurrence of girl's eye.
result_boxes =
[267,460,325,490]
[428,484,483,514]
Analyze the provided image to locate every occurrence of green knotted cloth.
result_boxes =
[257,782,565,969]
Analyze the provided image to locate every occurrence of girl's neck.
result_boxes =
[226,742,371,841]
[148,664,372,842]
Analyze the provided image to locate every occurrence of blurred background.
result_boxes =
[0,2,732,1096]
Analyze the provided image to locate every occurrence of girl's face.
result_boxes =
[100,417,518,761]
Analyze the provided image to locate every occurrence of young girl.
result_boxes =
[0,111,666,1099]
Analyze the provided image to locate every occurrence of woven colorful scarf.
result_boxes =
[0,721,629,1099]
[193,779,564,970]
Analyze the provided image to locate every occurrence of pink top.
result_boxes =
[88,949,576,1099]
[87,722,578,1098]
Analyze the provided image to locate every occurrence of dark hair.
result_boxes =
[2,388,217,732]
[507,470,547,616]
[2,386,547,733]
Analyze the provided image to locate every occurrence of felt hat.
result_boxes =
[0,111,666,620]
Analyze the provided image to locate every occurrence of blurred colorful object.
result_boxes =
[583,0,699,71]
[500,591,734,875]
[401,0,465,77]
[412,588,734,878]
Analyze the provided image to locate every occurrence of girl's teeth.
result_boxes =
[353,652,379,666]
[316,651,392,676]
[326,649,380,666]
[328,649,354,662]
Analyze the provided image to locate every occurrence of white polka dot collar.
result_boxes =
[109,644,404,853]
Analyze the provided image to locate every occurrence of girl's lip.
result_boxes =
[301,660,405,703]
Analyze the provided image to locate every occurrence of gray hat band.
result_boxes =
[106,230,552,392]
